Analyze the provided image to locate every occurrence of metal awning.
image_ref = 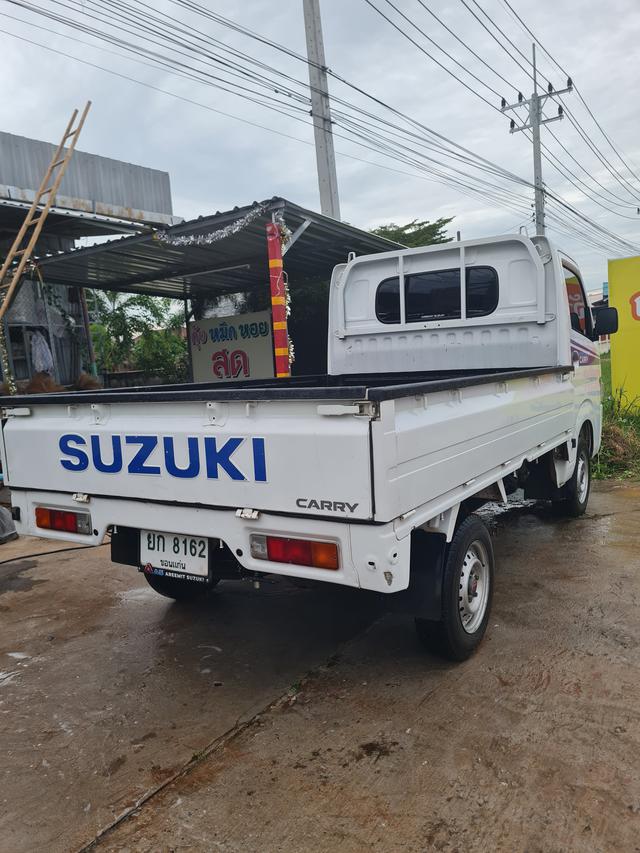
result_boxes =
[0,198,148,243]
[34,197,402,298]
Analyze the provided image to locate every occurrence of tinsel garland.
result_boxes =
[154,201,269,247]
[272,211,295,365]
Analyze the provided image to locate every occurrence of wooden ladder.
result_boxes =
[0,101,91,392]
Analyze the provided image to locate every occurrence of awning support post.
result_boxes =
[266,221,290,379]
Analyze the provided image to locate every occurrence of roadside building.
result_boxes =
[0,131,178,386]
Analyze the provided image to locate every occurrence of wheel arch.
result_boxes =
[580,417,594,456]
[575,397,600,457]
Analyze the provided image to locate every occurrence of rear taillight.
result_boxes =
[35,507,92,535]
[250,534,339,570]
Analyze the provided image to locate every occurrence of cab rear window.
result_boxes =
[375,266,498,324]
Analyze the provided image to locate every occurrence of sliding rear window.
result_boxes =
[375,265,498,324]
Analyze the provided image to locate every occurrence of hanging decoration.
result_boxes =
[273,209,292,252]
[154,201,269,247]
[272,209,295,365]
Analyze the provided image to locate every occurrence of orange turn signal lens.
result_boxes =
[35,506,92,535]
[310,541,339,570]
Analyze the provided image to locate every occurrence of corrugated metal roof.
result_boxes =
[0,198,149,243]
[0,131,174,224]
[36,197,403,298]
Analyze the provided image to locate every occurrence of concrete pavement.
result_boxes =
[1,483,639,852]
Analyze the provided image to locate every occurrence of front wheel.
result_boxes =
[415,515,494,661]
[552,435,591,517]
[144,572,218,600]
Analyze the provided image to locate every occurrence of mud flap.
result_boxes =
[111,525,140,566]
[523,452,565,501]
[385,530,446,621]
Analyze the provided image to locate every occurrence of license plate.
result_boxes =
[140,529,209,578]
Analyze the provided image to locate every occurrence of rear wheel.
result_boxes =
[415,515,494,661]
[144,572,218,600]
[552,435,591,517]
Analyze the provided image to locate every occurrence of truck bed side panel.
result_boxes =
[372,371,574,521]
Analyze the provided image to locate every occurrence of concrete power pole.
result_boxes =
[501,44,573,236]
[530,45,545,236]
[303,0,341,220]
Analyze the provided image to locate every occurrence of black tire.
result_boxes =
[552,435,591,517]
[144,572,218,600]
[415,515,494,662]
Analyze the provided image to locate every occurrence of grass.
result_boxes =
[594,353,640,480]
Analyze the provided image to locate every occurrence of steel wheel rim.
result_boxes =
[458,540,490,634]
[576,452,589,503]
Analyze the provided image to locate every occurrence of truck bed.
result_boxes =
[1,365,573,530]
[0,366,568,405]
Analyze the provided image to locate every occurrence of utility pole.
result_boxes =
[303,0,341,220]
[501,44,573,236]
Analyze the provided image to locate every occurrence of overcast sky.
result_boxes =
[1,0,639,290]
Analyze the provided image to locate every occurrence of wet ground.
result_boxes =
[1,482,639,852]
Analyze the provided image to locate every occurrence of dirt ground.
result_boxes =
[1,482,640,852]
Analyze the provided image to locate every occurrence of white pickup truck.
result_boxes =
[0,235,618,659]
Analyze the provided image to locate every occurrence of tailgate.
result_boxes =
[2,398,373,521]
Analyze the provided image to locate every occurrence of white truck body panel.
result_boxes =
[7,489,411,594]
[2,399,374,520]
[329,235,558,375]
[371,370,577,522]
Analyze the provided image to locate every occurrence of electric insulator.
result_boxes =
[501,97,507,109]
[548,82,554,93]
[518,91,524,102]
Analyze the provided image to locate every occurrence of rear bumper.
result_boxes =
[9,490,411,594]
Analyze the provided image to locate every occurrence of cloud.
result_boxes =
[1,0,639,292]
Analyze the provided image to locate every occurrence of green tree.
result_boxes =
[87,290,183,374]
[132,328,188,383]
[369,217,453,247]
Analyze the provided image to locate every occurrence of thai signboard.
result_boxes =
[189,311,274,383]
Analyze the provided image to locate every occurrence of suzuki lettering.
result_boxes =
[59,434,267,482]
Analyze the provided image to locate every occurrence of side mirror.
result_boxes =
[593,306,618,337]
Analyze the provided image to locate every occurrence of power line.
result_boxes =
[363,0,640,245]
[488,0,640,198]
[498,0,640,191]
[455,0,536,84]
[462,0,640,204]
[369,0,640,221]
[413,0,518,94]
[545,125,639,210]
[157,0,535,186]
[24,0,527,196]
[0,25,529,220]
[9,0,536,191]
[3,2,637,258]
[377,0,505,101]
